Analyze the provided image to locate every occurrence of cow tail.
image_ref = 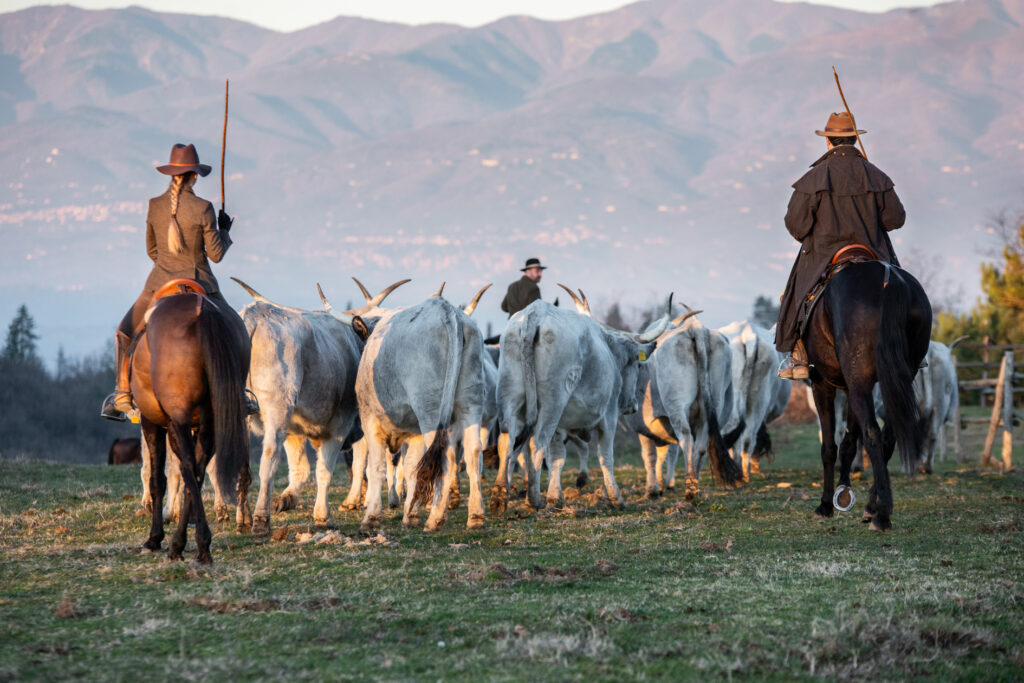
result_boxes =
[876,272,924,475]
[514,311,540,452]
[198,297,248,496]
[416,306,463,504]
[698,329,743,487]
[723,330,756,449]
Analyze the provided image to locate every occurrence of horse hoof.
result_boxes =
[167,551,183,562]
[143,539,162,552]
[814,504,834,518]
[869,518,891,532]
[195,554,213,566]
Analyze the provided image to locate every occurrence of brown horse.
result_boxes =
[132,292,252,564]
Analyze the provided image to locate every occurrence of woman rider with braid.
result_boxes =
[100,143,254,420]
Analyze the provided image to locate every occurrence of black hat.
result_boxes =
[521,257,547,271]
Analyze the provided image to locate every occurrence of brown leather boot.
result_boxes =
[100,331,134,421]
[778,339,810,381]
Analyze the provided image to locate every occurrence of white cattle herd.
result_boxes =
[140,277,961,535]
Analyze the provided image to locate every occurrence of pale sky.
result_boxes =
[0,0,951,31]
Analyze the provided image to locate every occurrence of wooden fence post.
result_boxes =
[951,353,965,462]
[980,336,991,407]
[980,351,1007,468]
[1000,351,1014,472]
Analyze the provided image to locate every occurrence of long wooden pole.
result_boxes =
[220,78,228,212]
[831,66,867,160]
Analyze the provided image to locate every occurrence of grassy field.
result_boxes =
[1,423,1022,680]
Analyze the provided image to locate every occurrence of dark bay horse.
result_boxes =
[132,292,252,564]
[805,260,931,531]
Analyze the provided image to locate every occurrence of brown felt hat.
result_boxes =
[156,143,211,176]
[521,257,547,271]
[814,112,866,137]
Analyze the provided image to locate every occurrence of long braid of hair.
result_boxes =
[167,174,188,254]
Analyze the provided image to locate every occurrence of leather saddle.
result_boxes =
[142,278,208,325]
[798,244,889,339]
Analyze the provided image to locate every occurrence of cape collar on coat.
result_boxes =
[809,144,861,168]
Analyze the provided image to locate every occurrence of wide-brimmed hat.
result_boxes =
[521,257,548,272]
[156,143,212,177]
[814,112,866,138]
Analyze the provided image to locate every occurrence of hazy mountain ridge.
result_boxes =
[1,0,1023,363]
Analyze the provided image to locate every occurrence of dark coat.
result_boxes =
[775,145,905,351]
[142,186,232,295]
[501,276,541,317]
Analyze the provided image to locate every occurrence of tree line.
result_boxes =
[0,305,137,463]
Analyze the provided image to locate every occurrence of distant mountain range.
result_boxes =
[1,0,1022,362]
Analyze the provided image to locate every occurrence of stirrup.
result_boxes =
[244,389,260,416]
[777,356,810,381]
[100,391,135,422]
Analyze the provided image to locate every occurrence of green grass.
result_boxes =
[1,424,1023,680]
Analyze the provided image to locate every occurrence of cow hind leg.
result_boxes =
[273,433,308,513]
[340,438,369,511]
[359,432,388,533]
[313,438,341,526]
[462,425,485,529]
[252,426,287,535]
[424,430,457,532]
[545,436,567,508]
[595,422,624,509]
[638,435,660,498]
[402,436,426,528]
[489,432,511,517]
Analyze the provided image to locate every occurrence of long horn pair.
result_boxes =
[557,283,588,315]
[317,283,356,327]
[231,277,307,313]
[671,301,701,327]
[636,292,675,343]
[948,335,969,351]
[431,282,446,298]
[462,283,492,316]
[351,277,411,308]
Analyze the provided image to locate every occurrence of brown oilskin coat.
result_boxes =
[774,145,905,352]
[501,276,541,317]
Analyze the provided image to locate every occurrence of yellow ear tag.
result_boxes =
[639,350,647,361]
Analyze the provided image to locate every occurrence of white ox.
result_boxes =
[233,277,405,535]
[327,294,490,531]
[621,315,744,500]
[491,288,672,513]
[718,321,791,480]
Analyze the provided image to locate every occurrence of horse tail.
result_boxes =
[198,297,248,492]
[697,329,743,487]
[415,304,463,505]
[876,271,924,475]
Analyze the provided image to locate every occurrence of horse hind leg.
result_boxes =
[142,422,167,552]
[810,382,839,518]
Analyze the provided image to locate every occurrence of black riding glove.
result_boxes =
[218,209,234,232]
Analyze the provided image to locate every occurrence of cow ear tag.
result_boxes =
[639,350,647,361]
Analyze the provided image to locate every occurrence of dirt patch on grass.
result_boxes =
[977,518,1022,533]
[186,595,344,614]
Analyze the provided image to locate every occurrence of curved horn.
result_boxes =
[577,289,592,316]
[231,277,307,313]
[557,283,585,313]
[462,283,492,316]
[316,283,355,326]
[636,293,676,343]
[671,301,698,327]
[351,277,373,304]
[431,281,446,298]
[948,335,969,351]
[368,278,411,307]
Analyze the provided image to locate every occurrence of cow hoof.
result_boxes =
[214,504,230,523]
[489,492,507,517]
[402,517,419,529]
[919,464,933,475]
[273,492,299,513]
[575,472,589,489]
[166,550,183,562]
[252,517,271,536]
[750,460,762,475]
[448,494,461,510]
[360,516,381,533]
[338,501,359,512]
[313,516,331,527]
[424,518,445,532]
[467,515,485,530]
[643,489,662,500]
[546,495,564,509]
[236,522,251,534]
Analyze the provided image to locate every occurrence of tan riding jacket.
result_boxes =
[142,186,232,295]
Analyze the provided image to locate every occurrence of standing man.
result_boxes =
[775,112,906,380]
[501,257,546,317]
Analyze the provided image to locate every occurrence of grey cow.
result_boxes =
[326,294,490,532]
[491,287,672,514]
[233,277,406,535]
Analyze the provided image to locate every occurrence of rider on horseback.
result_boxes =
[100,143,256,421]
[775,112,906,380]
